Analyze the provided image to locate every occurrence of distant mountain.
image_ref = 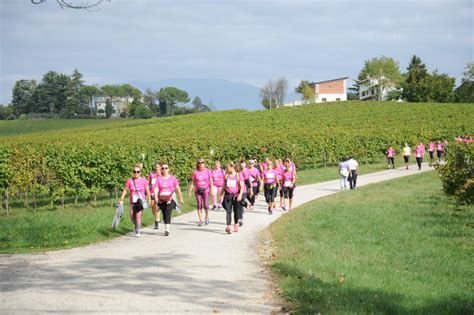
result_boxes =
[127,78,299,111]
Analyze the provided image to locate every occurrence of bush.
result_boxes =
[435,143,473,204]
[134,105,153,119]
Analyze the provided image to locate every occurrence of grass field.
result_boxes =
[268,171,473,314]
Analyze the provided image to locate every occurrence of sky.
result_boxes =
[1,0,473,104]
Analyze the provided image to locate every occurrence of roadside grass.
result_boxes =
[0,188,198,254]
[268,171,473,314]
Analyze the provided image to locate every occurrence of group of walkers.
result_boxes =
[118,157,297,237]
[387,140,448,171]
[338,156,359,190]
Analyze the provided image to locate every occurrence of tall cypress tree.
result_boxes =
[402,55,429,102]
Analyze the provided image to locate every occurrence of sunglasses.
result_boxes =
[133,170,141,174]
[198,162,205,164]
[162,167,169,170]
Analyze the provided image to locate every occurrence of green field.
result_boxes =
[268,171,473,314]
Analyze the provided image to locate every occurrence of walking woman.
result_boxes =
[211,161,225,210]
[189,159,214,226]
[148,162,162,229]
[273,159,284,209]
[262,161,280,214]
[386,146,396,169]
[220,162,244,234]
[154,163,184,236]
[119,164,152,237]
[247,159,261,209]
[415,142,425,170]
[428,141,436,166]
[235,162,249,227]
[436,141,444,162]
[338,157,349,190]
[282,160,296,211]
[402,143,411,170]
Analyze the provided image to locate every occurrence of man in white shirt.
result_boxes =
[347,156,359,189]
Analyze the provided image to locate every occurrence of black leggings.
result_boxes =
[158,201,175,224]
[429,151,434,159]
[264,185,277,203]
[247,186,258,205]
[349,171,358,189]
[388,157,395,167]
[282,186,294,199]
[416,157,423,168]
[239,192,246,220]
[224,192,240,225]
[437,150,443,158]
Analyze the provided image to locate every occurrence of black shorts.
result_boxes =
[403,155,409,163]
[429,151,434,159]
[437,150,443,158]
[282,186,295,199]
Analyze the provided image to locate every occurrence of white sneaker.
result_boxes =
[135,232,140,238]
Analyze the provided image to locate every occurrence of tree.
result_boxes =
[31,0,107,10]
[143,88,159,115]
[295,80,313,94]
[134,104,153,119]
[401,55,429,102]
[274,78,288,107]
[358,56,402,100]
[0,105,14,120]
[105,98,113,118]
[63,69,85,118]
[10,79,37,115]
[192,96,211,112]
[455,62,474,103]
[260,80,276,109]
[425,70,455,103]
[31,71,71,114]
[80,85,101,116]
[157,87,190,116]
[301,84,315,103]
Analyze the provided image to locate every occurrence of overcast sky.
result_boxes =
[1,0,473,104]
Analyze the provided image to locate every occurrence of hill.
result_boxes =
[128,78,299,111]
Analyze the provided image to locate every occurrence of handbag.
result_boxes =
[132,179,144,212]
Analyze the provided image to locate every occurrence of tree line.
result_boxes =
[347,55,473,103]
[0,69,212,120]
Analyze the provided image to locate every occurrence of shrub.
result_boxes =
[435,143,473,204]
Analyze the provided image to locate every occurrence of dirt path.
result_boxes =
[0,163,433,314]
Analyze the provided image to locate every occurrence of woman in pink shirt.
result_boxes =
[153,164,184,236]
[436,141,444,162]
[386,146,396,169]
[415,146,424,170]
[189,159,214,226]
[428,141,436,166]
[247,159,261,209]
[148,162,162,229]
[211,161,226,210]
[273,159,284,209]
[262,161,280,215]
[118,164,151,237]
[282,161,296,211]
[219,162,244,234]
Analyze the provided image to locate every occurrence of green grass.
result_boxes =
[268,171,473,314]
[0,188,199,253]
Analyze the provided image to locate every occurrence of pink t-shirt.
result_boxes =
[273,167,283,181]
[155,175,179,202]
[282,171,295,187]
[263,169,277,184]
[126,177,148,203]
[239,170,248,193]
[387,148,395,158]
[212,169,225,187]
[428,143,436,151]
[192,168,212,189]
[417,144,425,155]
[437,144,444,151]
[148,171,160,188]
[248,168,260,187]
[225,173,240,194]
[415,147,423,158]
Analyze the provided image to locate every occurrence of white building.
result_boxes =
[358,77,396,101]
[92,96,133,117]
[285,77,348,106]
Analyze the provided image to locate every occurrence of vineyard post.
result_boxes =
[5,189,9,216]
